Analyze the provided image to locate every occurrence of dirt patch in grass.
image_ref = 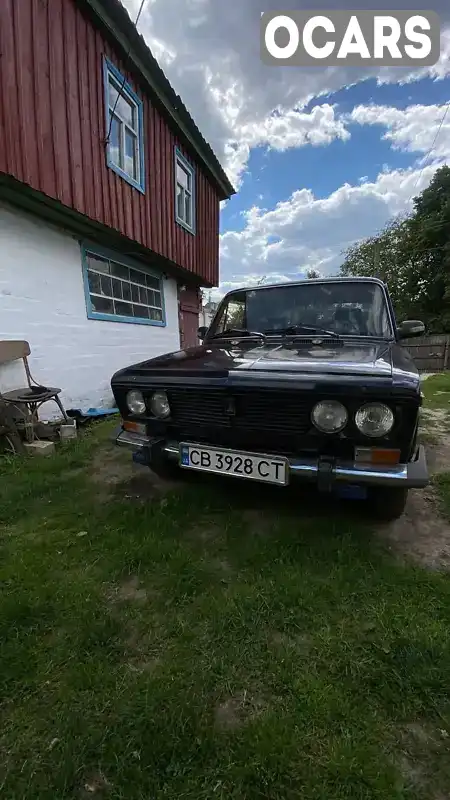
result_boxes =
[420,408,450,436]
[115,471,182,502]
[80,771,112,797]
[187,521,224,544]
[109,576,148,605]
[90,445,135,495]
[380,487,450,571]
[269,630,313,656]
[90,444,182,503]
[396,720,450,796]
[241,508,277,537]
[377,434,450,571]
[214,691,267,731]
[427,434,450,475]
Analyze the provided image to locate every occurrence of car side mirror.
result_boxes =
[397,320,425,340]
[198,326,208,340]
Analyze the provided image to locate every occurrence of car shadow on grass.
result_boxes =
[114,463,371,527]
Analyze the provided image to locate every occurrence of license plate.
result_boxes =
[179,443,288,485]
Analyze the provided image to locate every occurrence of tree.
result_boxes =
[408,166,450,330]
[306,268,321,279]
[340,166,450,331]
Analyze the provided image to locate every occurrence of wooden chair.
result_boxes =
[0,340,69,424]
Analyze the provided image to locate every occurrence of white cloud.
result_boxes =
[349,101,450,161]
[123,0,450,186]
[221,104,350,187]
[218,160,443,294]
[119,0,450,297]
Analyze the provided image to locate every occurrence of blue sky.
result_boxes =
[124,0,450,296]
[221,75,450,232]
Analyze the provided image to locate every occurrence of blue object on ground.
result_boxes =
[67,407,119,419]
[85,407,119,417]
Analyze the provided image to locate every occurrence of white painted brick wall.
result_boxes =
[0,202,180,418]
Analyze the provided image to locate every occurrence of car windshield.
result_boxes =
[209,281,393,339]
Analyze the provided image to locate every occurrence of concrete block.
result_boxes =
[24,440,56,456]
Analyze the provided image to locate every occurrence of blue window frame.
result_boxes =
[103,57,145,193]
[175,147,196,234]
[81,243,166,326]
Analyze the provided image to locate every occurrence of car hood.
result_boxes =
[115,338,418,384]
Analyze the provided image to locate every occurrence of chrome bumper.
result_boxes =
[115,429,428,488]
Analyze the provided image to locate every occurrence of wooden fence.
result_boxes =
[403,334,450,372]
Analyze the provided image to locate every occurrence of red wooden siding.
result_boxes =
[0,0,220,286]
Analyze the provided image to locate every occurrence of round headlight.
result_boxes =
[150,390,171,419]
[126,389,146,415]
[355,403,394,438]
[311,400,348,433]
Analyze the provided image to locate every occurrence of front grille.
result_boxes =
[156,386,417,459]
[166,387,312,436]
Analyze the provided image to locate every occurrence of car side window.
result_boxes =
[214,298,246,334]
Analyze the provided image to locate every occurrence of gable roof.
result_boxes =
[81,0,235,201]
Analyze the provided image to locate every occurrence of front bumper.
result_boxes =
[114,428,428,489]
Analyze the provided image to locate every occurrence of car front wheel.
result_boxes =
[368,486,409,521]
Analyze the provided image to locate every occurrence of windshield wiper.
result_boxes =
[266,325,342,338]
[211,328,266,341]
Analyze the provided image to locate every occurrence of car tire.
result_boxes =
[367,486,408,521]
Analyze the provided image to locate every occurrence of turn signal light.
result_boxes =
[354,447,401,465]
[123,420,146,435]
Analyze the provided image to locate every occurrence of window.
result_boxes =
[209,282,393,339]
[175,148,196,233]
[214,299,246,334]
[103,58,144,192]
[82,246,165,326]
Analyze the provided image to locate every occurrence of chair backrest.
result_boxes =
[0,340,31,366]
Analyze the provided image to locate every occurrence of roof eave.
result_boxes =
[80,0,235,201]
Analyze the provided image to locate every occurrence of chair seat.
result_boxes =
[2,387,62,404]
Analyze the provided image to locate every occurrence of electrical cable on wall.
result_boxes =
[105,0,147,145]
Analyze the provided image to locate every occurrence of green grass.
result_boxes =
[1,423,450,799]
[420,373,450,411]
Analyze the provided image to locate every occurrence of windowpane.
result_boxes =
[117,94,135,128]
[139,286,148,305]
[87,255,109,274]
[111,262,129,280]
[125,130,137,180]
[100,275,112,297]
[145,274,159,290]
[129,268,144,286]
[114,301,133,317]
[133,304,149,319]
[91,295,113,314]
[122,283,131,302]
[177,162,190,190]
[88,270,101,294]
[176,185,184,220]
[131,284,140,303]
[108,82,119,110]
[111,278,122,299]
[109,114,122,169]
[149,308,163,321]
[185,194,191,227]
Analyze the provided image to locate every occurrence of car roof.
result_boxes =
[224,276,386,296]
